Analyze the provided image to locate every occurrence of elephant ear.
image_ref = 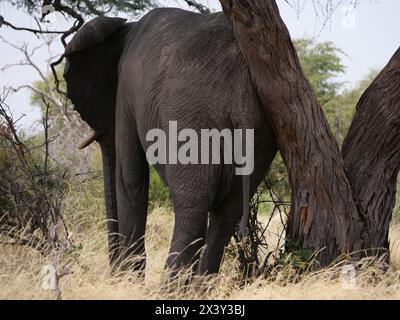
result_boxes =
[63,16,131,135]
[65,16,127,55]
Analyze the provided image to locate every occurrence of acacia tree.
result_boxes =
[342,49,400,254]
[220,0,400,266]
[3,0,154,17]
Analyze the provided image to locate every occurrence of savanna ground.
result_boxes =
[1,178,400,300]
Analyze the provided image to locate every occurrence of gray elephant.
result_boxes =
[63,8,277,278]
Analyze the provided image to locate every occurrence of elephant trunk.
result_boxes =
[98,133,119,268]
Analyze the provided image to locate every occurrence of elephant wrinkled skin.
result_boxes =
[63,8,277,279]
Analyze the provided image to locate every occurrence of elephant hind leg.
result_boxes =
[164,191,209,283]
[115,118,149,274]
[198,180,243,275]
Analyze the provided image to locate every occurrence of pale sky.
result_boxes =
[0,0,399,130]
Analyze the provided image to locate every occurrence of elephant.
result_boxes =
[63,7,277,278]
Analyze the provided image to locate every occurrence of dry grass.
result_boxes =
[1,181,400,300]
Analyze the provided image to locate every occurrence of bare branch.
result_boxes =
[184,0,211,14]
[0,15,70,36]
[0,90,71,254]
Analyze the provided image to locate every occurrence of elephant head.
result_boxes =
[63,17,132,267]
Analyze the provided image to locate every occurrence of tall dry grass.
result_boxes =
[1,180,400,300]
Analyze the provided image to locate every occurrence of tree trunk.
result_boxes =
[219,0,364,266]
[342,47,400,256]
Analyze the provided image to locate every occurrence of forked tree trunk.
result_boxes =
[342,47,400,255]
[219,0,364,266]
[220,0,400,265]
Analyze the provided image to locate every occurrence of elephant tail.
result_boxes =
[238,174,250,238]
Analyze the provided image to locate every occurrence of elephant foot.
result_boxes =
[110,253,146,281]
[159,267,216,296]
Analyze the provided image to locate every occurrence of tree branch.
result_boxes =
[184,0,211,14]
[0,15,69,37]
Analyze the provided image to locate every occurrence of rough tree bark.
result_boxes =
[219,0,364,266]
[342,47,400,255]
[220,0,400,266]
